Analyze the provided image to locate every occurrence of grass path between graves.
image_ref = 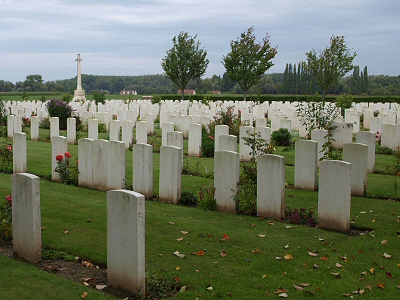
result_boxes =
[0,136,400,299]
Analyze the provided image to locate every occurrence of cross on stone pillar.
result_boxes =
[73,53,86,101]
[75,54,83,90]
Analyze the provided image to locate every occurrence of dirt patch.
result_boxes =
[0,241,136,299]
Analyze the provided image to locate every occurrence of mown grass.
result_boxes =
[0,129,399,299]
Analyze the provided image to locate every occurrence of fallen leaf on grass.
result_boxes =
[173,251,185,258]
[268,221,275,226]
[275,288,287,294]
[83,282,89,287]
[331,272,341,278]
[360,211,367,214]
[361,271,368,276]
[176,266,181,271]
[372,219,376,223]
[192,250,205,256]
[283,254,293,260]
[298,283,310,287]
[335,262,343,268]
[369,268,375,274]
[284,244,290,249]
[96,285,107,290]
[293,284,303,291]
[251,223,256,227]
[382,252,392,259]
[252,249,261,254]
[313,264,319,268]
[320,256,328,261]
[81,292,88,299]
[82,278,94,282]
[352,289,364,294]
[169,222,175,225]
[386,271,392,278]
[258,234,266,238]
[63,229,68,234]
[220,250,228,257]
[177,237,184,241]
[207,286,213,291]
[381,239,388,246]
[285,225,293,229]
[223,234,230,240]
[262,274,267,279]
[278,292,288,298]
[181,231,188,235]
[366,285,373,290]
[308,251,318,257]
[377,283,385,289]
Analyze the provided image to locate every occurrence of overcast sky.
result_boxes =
[0,0,399,83]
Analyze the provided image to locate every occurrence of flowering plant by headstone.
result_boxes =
[45,98,73,129]
[0,139,13,173]
[54,152,79,185]
[0,195,12,240]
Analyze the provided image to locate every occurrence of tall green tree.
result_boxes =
[23,74,45,92]
[222,26,277,101]
[306,35,356,102]
[161,31,209,100]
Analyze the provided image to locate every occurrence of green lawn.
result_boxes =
[0,131,399,299]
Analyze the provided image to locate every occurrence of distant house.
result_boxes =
[120,90,137,95]
[177,89,196,95]
[211,90,221,94]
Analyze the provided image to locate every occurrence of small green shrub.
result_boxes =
[201,125,214,158]
[198,183,216,211]
[336,94,353,116]
[178,191,198,207]
[92,90,106,105]
[140,270,181,299]
[151,94,162,104]
[271,128,292,146]
[376,143,393,155]
[61,93,73,103]
[98,123,107,133]
[45,98,72,130]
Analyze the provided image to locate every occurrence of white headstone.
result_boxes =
[343,143,368,196]
[257,154,286,220]
[318,160,351,233]
[13,132,27,174]
[12,173,42,262]
[294,140,318,191]
[107,190,145,295]
[356,131,376,173]
[133,143,153,199]
[214,150,240,214]
[159,146,182,204]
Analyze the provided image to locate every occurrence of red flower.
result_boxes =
[209,135,214,140]
[65,152,71,158]
[56,154,64,161]
[5,195,12,205]
[6,145,12,152]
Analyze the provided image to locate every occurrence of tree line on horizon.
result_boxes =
[1,71,398,97]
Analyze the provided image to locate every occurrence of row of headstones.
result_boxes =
[11,173,145,295]
[6,100,399,152]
